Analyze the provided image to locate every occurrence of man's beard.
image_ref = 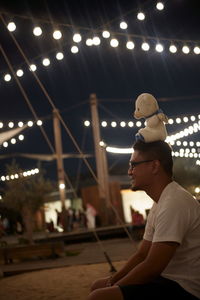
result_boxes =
[130,181,140,192]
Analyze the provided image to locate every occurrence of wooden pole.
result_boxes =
[53,109,66,208]
[90,94,110,224]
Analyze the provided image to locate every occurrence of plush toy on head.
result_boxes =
[134,93,168,143]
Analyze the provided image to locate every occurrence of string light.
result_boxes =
[182,45,190,54]
[93,36,101,45]
[111,121,117,127]
[0,168,40,181]
[84,120,90,127]
[33,26,42,36]
[110,38,119,47]
[194,46,200,54]
[27,121,33,127]
[137,12,145,21]
[16,69,24,77]
[8,122,14,128]
[141,42,150,51]
[71,46,79,53]
[29,64,37,71]
[101,121,107,127]
[169,44,177,53]
[53,30,62,40]
[86,38,93,46]
[36,120,43,126]
[73,33,82,43]
[155,43,164,52]
[7,22,16,32]
[102,31,110,38]
[4,74,11,82]
[156,2,164,11]
[120,21,128,30]
[126,41,135,50]
[56,52,64,60]
[42,58,50,66]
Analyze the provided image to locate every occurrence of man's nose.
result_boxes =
[128,167,133,176]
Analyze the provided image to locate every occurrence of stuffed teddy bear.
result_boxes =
[134,93,168,143]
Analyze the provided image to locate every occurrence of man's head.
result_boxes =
[129,140,173,192]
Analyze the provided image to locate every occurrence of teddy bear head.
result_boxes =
[134,93,159,119]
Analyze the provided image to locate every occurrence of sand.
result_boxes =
[0,261,125,300]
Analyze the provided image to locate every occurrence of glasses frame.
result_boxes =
[129,159,154,169]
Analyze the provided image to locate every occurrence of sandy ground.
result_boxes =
[0,261,125,300]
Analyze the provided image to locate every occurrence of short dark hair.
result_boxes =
[133,140,173,176]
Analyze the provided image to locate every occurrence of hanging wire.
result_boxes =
[0,14,136,272]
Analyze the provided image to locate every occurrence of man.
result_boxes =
[87,140,200,300]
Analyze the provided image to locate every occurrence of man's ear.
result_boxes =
[152,160,161,174]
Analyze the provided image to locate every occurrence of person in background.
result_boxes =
[86,203,97,229]
[88,140,200,300]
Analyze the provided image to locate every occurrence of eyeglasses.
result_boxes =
[129,160,154,169]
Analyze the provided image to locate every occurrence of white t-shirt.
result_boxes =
[144,181,200,298]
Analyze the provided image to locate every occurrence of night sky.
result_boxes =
[0,0,200,186]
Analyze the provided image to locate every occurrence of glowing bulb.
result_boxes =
[8,122,14,128]
[84,120,90,127]
[126,41,135,50]
[42,58,50,66]
[110,39,119,47]
[156,2,164,10]
[29,64,37,71]
[18,121,24,127]
[73,33,82,43]
[120,121,126,127]
[99,141,105,146]
[3,142,8,148]
[56,52,64,60]
[182,46,190,54]
[16,69,24,77]
[86,38,93,46]
[101,121,107,127]
[141,42,150,51]
[120,21,128,29]
[59,183,65,190]
[0,122,3,128]
[53,30,62,40]
[168,119,174,124]
[37,120,43,126]
[11,138,16,144]
[93,37,101,45]
[169,45,177,53]
[7,22,16,32]
[128,121,134,127]
[136,121,142,127]
[102,31,110,38]
[194,46,200,54]
[27,121,33,127]
[4,74,11,82]
[195,187,200,193]
[33,27,42,36]
[71,46,79,53]
[155,43,164,52]
[111,121,117,127]
[19,135,24,140]
[137,12,145,21]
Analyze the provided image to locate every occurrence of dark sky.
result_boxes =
[0,0,200,185]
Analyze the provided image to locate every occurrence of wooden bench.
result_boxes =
[0,242,65,264]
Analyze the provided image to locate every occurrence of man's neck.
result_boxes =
[146,177,173,203]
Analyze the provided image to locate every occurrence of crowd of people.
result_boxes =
[46,203,99,233]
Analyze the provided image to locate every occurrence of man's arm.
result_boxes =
[110,239,152,285]
[116,241,179,286]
